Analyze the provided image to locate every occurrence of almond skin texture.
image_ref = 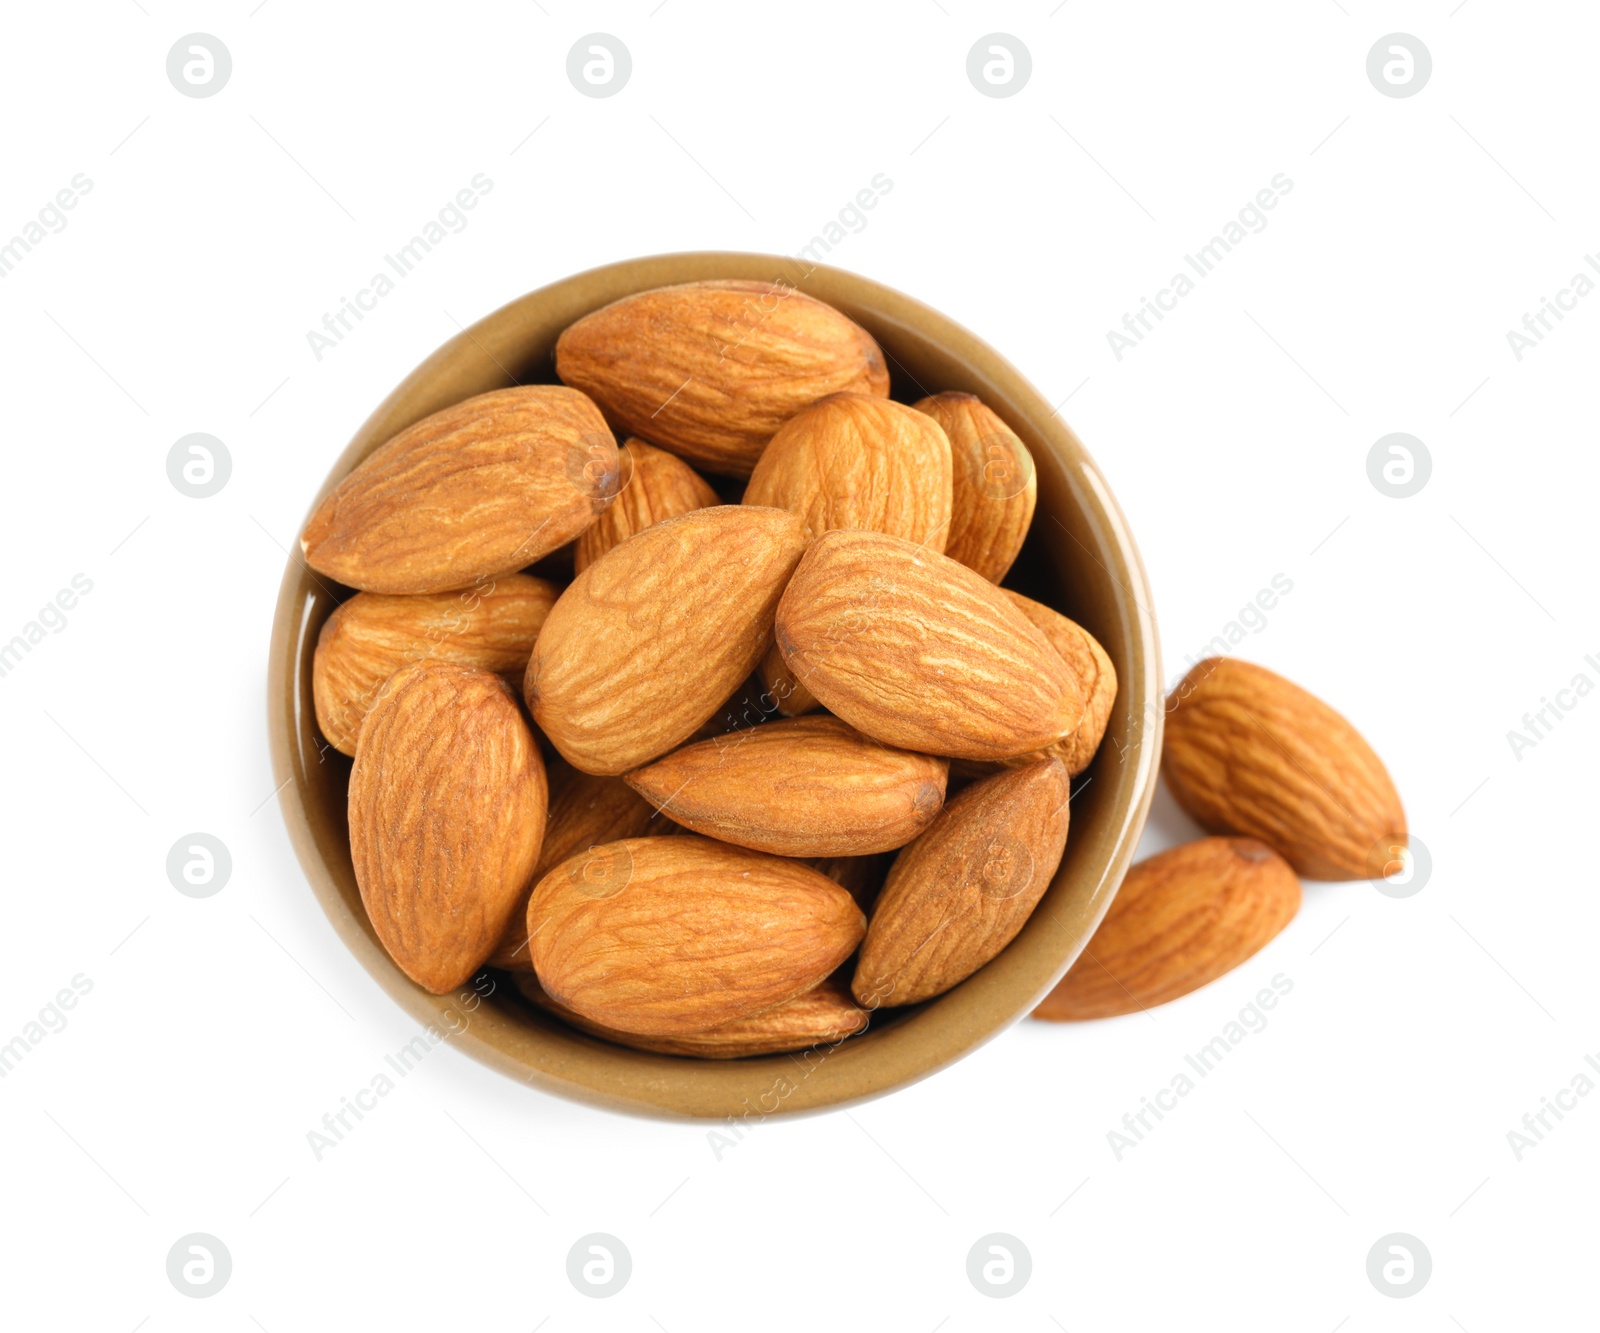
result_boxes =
[488,769,662,971]
[776,529,1087,761]
[758,640,821,717]
[1000,590,1118,776]
[853,759,1070,1008]
[302,386,620,594]
[742,393,954,550]
[515,974,868,1059]
[313,574,559,756]
[809,854,892,912]
[1034,838,1300,1020]
[687,674,780,744]
[527,835,865,1036]
[348,661,547,994]
[574,438,719,573]
[625,716,948,857]
[1163,658,1406,880]
[526,505,809,775]
[912,392,1036,582]
[555,280,890,477]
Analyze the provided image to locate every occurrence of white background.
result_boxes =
[2,2,1595,1328]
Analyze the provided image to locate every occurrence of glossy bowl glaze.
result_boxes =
[267,252,1161,1119]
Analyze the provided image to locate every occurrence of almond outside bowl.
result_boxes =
[267,252,1161,1119]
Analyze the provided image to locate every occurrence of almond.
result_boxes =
[348,661,547,994]
[809,853,892,912]
[313,573,559,756]
[528,835,865,1035]
[302,386,619,594]
[1163,658,1406,880]
[625,716,948,857]
[574,438,720,573]
[999,590,1118,776]
[912,392,1036,582]
[488,768,662,971]
[687,674,781,744]
[775,528,1086,761]
[853,759,1070,1008]
[515,974,868,1059]
[742,392,953,550]
[555,280,890,477]
[527,505,807,774]
[1033,837,1300,1020]
[757,640,820,717]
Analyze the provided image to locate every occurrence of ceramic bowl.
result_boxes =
[267,252,1161,1119]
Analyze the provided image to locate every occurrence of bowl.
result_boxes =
[267,252,1161,1119]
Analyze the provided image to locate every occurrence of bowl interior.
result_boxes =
[268,252,1161,1119]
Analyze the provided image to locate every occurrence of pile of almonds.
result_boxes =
[306,279,1116,1059]
[304,275,1406,1062]
[1035,656,1408,1021]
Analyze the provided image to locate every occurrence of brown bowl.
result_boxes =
[267,252,1161,1119]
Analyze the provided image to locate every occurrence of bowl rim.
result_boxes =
[267,250,1162,1121]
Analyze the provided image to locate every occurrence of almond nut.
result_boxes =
[527,505,808,774]
[912,392,1036,582]
[555,280,889,477]
[625,715,948,857]
[1163,658,1405,880]
[313,573,559,756]
[853,759,1070,1007]
[808,853,892,912]
[302,386,619,594]
[348,661,547,994]
[776,528,1086,760]
[488,768,662,971]
[574,438,719,573]
[1000,589,1118,776]
[742,392,953,550]
[515,973,868,1059]
[528,835,865,1035]
[1033,837,1299,1020]
[757,640,821,717]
